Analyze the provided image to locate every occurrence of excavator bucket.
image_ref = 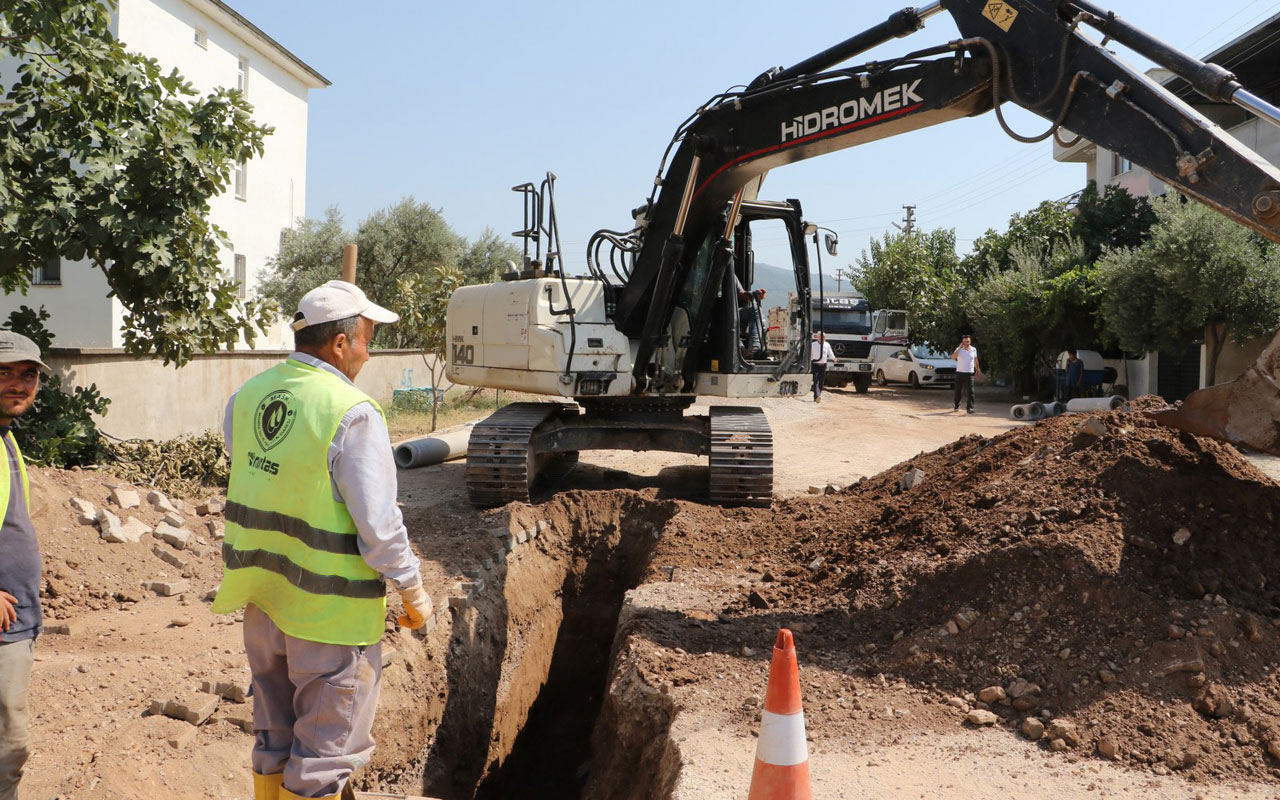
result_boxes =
[1147,330,1280,456]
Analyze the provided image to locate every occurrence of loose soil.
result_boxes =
[15,384,1280,798]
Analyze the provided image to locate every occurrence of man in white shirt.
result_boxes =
[951,334,981,414]
[810,332,836,403]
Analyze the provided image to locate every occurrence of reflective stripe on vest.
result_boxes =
[0,432,30,522]
[212,359,387,646]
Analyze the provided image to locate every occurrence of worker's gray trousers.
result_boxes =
[243,604,382,798]
[0,638,34,800]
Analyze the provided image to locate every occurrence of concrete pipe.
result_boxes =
[1027,402,1046,420]
[1044,401,1067,416]
[1065,396,1126,413]
[394,427,472,469]
[1011,404,1032,420]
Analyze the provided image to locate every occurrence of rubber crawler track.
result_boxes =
[465,402,567,507]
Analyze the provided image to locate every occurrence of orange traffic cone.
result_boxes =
[747,628,812,800]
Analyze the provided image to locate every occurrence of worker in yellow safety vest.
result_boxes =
[0,331,46,800]
[213,281,432,800]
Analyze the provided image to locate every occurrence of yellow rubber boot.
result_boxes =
[279,787,340,800]
[252,772,284,800]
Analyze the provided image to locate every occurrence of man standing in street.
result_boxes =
[811,331,835,403]
[951,334,981,414]
[1064,349,1085,400]
[214,281,433,800]
[0,332,48,800]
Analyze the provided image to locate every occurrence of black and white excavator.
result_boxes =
[446,0,1280,508]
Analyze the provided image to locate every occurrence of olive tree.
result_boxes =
[1099,193,1280,385]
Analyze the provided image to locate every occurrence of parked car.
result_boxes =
[874,346,957,389]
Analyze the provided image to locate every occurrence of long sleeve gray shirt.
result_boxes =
[224,353,421,590]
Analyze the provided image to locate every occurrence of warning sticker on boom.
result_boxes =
[982,2,1018,31]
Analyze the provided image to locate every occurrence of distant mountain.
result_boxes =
[750,262,857,313]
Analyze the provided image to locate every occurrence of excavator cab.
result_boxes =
[724,201,810,372]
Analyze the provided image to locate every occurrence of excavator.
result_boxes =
[446,0,1280,508]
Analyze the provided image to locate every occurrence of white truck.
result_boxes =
[767,291,907,393]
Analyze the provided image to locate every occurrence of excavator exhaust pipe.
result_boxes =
[1146,329,1280,456]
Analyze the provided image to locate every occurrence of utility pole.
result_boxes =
[892,204,916,236]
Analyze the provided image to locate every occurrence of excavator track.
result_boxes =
[707,406,774,507]
[465,402,572,507]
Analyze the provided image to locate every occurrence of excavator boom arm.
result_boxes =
[617,0,1280,393]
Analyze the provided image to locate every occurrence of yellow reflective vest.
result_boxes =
[0,431,30,521]
[213,359,386,646]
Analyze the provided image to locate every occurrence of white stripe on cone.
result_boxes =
[755,710,809,766]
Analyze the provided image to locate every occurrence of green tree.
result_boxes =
[1098,194,1280,385]
[257,207,349,321]
[967,238,1092,386]
[260,200,515,352]
[458,227,522,284]
[847,228,968,349]
[962,200,1075,279]
[390,265,464,430]
[1,1,275,364]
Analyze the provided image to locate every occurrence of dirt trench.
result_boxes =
[363,492,685,800]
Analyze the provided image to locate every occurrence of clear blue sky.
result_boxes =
[226,0,1279,277]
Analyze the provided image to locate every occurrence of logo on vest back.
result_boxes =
[253,390,297,452]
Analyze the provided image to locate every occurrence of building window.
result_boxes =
[237,56,249,96]
[233,254,247,299]
[234,161,247,200]
[33,256,61,286]
[194,27,208,49]
[1112,152,1132,176]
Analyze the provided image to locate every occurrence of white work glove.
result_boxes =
[396,581,433,630]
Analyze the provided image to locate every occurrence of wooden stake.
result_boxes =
[341,243,358,284]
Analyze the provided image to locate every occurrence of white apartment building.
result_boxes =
[1053,13,1280,401]
[1,0,328,350]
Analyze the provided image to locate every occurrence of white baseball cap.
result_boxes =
[291,280,400,331]
[0,331,48,370]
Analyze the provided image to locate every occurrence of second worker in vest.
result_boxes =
[214,281,433,800]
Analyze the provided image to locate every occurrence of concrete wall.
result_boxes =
[49,350,448,441]
[1205,332,1274,386]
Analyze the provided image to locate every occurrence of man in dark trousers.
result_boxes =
[0,332,48,800]
[1064,349,1085,400]
[951,334,981,414]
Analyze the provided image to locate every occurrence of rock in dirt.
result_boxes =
[978,686,1006,704]
[120,517,150,543]
[150,693,218,725]
[146,579,190,597]
[1007,679,1041,699]
[1077,417,1107,437]
[147,490,180,514]
[111,487,141,509]
[900,468,926,491]
[748,591,771,610]
[1172,527,1192,546]
[95,509,125,543]
[152,546,187,570]
[1021,717,1045,740]
[1046,718,1081,747]
[195,499,225,516]
[966,709,999,726]
[155,522,192,550]
[1097,736,1120,759]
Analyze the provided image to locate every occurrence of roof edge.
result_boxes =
[193,0,331,88]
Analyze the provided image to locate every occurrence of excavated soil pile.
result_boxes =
[638,401,1280,783]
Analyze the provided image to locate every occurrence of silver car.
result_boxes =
[874,346,957,389]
